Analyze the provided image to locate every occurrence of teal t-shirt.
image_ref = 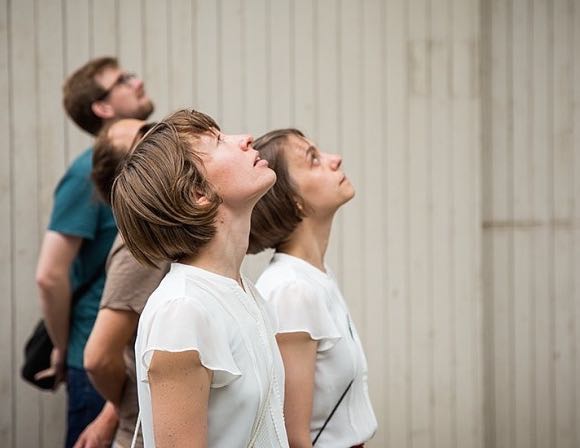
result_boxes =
[48,148,117,369]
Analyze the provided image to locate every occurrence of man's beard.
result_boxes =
[133,101,155,120]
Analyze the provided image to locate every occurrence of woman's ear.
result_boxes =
[91,101,115,120]
[196,195,211,207]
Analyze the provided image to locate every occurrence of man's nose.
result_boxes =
[132,76,144,90]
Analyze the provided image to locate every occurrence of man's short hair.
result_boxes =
[111,109,222,267]
[63,56,118,135]
[248,129,306,254]
[92,121,155,206]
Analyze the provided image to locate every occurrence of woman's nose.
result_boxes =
[329,153,342,170]
[238,135,253,150]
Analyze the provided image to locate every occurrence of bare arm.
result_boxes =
[36,230,82,351]
[148,350,212,448]
[276,332,318,448]
[35,231,83,385]
[84,308,139,406]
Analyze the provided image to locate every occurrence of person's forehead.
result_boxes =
[94,65,122,89]
[285,134,315,159]
[191,130,220,155]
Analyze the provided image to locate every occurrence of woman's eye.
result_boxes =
[311,155,320,166]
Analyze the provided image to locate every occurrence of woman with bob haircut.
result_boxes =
[111,109,288,448]
[248,129,377,448]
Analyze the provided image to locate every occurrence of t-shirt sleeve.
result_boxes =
[48,168,99,239]
[100,245,168,314]
[139,297,242,388]
[265,280,342,352]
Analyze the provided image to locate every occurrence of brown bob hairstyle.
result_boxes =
[248,129,306,254]
[92,121,155,205]
[63,56,118,136]
[111,109,222,267]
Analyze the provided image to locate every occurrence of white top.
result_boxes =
[256,253,377,447]
[135,263,288,448]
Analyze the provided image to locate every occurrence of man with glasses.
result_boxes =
[35,57,154,448]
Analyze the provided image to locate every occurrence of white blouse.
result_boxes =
[135,263,288,448]
[256,253,377,447]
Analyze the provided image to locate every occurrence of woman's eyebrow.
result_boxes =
[304,145,317,159]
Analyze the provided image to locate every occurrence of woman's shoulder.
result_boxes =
[256,257,306,289]
[141,270,224,322]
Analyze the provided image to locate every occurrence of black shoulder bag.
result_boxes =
[312,379,354,445]
[21,266,104,390]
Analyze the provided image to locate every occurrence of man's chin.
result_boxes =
[136,102,155,120]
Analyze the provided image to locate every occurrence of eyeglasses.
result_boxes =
[96,72,137,101]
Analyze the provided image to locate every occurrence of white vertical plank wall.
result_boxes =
[0,0,13,445]
[2,1,576,447]
[361,0,386,445]
[36,0,68,445]
[10,0,41,446]
[482,1,580,448]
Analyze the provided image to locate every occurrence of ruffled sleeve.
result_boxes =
[139,296,241,388]
[266,280,342,352]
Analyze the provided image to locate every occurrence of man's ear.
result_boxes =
[91,101,115,120]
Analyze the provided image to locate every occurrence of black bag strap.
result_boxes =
[312,379,354,445]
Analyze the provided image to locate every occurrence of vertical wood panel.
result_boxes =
[168,0,194,110]
[243,0,268,135]
[385,0,410,445]
[0,0,13,444]
[220,0,243,131]
[64,0,92,161]
[292,0,315,134]
[36,0,67,445]
[484,0,580,446]
[195,0,220,119]
[90,0,117,56]
[118,0,144,76]
[268,0,291,128]
[511,1,533,447]
[143,0,169,121]
[573,6,580,448]
[9,0,41,446]
[361,0,386,445]
[408,0,432,445]
[552,1,574,446]
[453,0,482,444]
[488,0,514,447]
[431,0,454,445]
[530,0,554,445]
[480,0,494,445]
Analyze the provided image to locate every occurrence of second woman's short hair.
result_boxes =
[111,109,222,267]
[248,128,306,254]
[92,121,154,206]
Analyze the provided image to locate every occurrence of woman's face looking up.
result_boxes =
[284,134,355,217]
[197,131,277,211]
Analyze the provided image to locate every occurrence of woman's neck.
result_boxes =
[278,214,334,272]
[180,208,251,285]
